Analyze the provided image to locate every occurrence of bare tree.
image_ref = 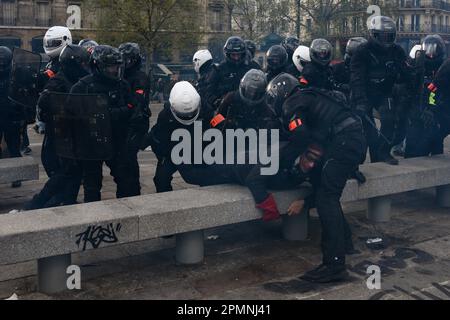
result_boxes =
[224,0,284,41]
[85,0,201,62]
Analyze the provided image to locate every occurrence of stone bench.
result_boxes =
[0,185,310,294]
[1,154,450,294]
[0,157,39,185]
[343,154,450,222]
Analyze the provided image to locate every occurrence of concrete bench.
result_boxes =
[0,185,310,294]
[342,154,450,222]
[1,154,450,294]
[0,157,39,184]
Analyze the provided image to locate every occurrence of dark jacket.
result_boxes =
[350,41,410,108]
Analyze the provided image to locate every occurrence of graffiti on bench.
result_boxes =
[75,223,122,251]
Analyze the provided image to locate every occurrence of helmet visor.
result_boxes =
[373,31,396,46]
[171,104,200,126]
[45,39,63,49]
[424,42,439,58]
[101,64,123,80]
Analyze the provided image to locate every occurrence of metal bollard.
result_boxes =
[176,230,204,265]
[368,196,392,223]
[37,254,72,294]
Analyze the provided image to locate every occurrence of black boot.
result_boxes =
[383,155,399,165]
[300,263,349,283]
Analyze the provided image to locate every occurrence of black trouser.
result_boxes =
[405,118,444,158]
[25,158,82,210]
[0,119,22,158]
[41,133,62,177]
[83,144,141,203]
[177,164,236,187]
[154,157,177,193]
[20,123,29,149]
[312,126,366,265]
[363,98,396,163]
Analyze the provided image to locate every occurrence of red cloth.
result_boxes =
[256,194,281,222]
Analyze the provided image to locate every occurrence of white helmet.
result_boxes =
[409,44,422,59]
[292,45,311,72]
[193,49,213,74]
[44,26,72,58]
[169,81,201,126]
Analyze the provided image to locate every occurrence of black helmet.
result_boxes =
[224,36,247,65]
[282,36,300,57]
[78,39,99,54]
[344,37,367,65]
[90,45,124,81]
[245,40,257,59]
[239,69,267,107]
[0,46,12,75]
[266,73,299,117]
[118,42,142,70]
[60,44,91,81]
[368,16,397,49]
[422,34,446,60]
[310,39,333,67]
[266,45,288,72]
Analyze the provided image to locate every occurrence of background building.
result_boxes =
[0,0,231,59]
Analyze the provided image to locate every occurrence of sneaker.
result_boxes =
[300,263,349,283]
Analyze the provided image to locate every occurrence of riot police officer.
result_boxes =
[193,49,216,119]
[210,69,279,132]
[79,39,99,54]
[119,42,151,194]
[142,81,207,193]
[266,73,366,283]
[282,36,301,77]
[35,26,73,136]
[119,42,151,150]
[300,39,334,90]
[405,35,448,157]
[0,46,24,188]
[70,45,142,202]
[351,16,411,165]
[41,26,73,83]
[292,45,311,76]
[205,36,252,111]
[244,40,261,69]
[25,44,91,210]
[331,37,368,98]
[265,45,289,82]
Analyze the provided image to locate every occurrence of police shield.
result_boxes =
[8,48,41,110]
[48,93,113,161]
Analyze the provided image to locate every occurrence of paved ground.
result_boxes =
[1,104,450,300]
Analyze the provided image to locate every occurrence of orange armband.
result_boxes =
[210,114,226,128]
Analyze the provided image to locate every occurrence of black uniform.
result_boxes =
[351,41,410,163]
[300,62,334,90]
[25,70,83,210]
[0,71,23,159]
[145,104,211,193]
[330,60,351,98]
[123,66,151,185]
[282,87,366,269]
[70,74,141,202]
[195,60,217,119]
[212,91,280,131]
[404,54,445,158]
[205,60,252,111]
